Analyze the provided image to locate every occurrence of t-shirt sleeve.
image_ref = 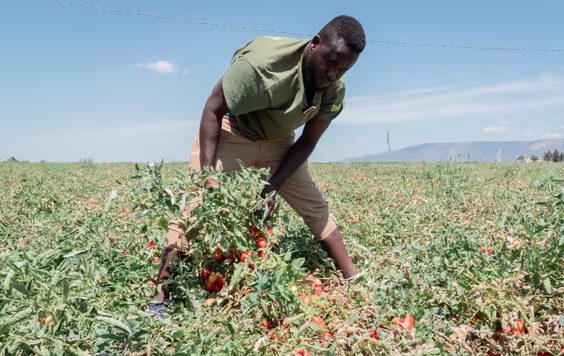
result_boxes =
[222,58,271,116]
[317,80,345,121]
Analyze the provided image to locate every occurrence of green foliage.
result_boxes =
[1,162,563,355]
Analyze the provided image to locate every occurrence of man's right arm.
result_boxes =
[199,78,229,169]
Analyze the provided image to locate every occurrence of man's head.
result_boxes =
[303,15,365,90]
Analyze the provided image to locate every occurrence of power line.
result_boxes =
[43,0,564,53]
[43,0,311,37]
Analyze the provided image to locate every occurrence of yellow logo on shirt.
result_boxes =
[330,104,342,112]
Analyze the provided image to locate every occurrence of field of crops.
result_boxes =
[1,161,562,355]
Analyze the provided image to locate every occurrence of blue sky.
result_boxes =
[1,0,563,162]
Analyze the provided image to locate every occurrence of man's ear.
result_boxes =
[311,35,321,48]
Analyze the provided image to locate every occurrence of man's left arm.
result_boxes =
[262,115,330,196]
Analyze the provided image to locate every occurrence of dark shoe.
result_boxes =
[146,300,171,319]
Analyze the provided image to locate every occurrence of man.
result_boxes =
[149,15,365,313]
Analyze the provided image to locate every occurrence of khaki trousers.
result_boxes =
[166,115,337,252]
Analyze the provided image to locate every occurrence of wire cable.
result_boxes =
[42,0,564,53]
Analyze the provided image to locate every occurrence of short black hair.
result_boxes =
[319,15,366,53]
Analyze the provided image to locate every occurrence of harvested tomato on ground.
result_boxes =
[479,245,494,255]
[393,314,415,331]
[262,319,273,329]
[310,315,327,329]
[514,320,528,334]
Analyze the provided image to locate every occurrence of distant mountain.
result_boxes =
[342,138,564,163]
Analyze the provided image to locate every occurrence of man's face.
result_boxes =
[304,36,359,90]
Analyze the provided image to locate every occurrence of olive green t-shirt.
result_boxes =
[222,36,345,141]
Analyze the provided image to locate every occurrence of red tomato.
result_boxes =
[311,315,326,328]
[299,293,308,302]
[200,266,212,280]
[250,226,263,238]
[256,237,268,248]
[313,285,323,296]
[216,275,225,287]
[479,246,494,255]
[248,261,255,270]
[205,279,215,292]
[370,330,380,339]
[266,225,274,236]
[258,250,265,258]
[213,283,222,293]
[226,250,235,260]
[239,251,251,262]
[515,320,528,334]
[146,239,156,249]
[400,314,415,331]
[293,348,310,356]
[214,252,224,262]
[242,289,251,297]
[262,319,273,329]
[269,333,277,340]
[207,273,218,285]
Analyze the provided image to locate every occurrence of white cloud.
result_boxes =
[135,60,178,74]
[339,72,564,124]
[541,132,563,139]
[483,126,508,134]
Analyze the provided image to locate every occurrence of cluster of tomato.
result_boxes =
[261,276,333,351]
[366,314,415,341]
[199,225,274,293]
[200,267,226,293]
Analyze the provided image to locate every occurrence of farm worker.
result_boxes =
[148,15,365,314]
